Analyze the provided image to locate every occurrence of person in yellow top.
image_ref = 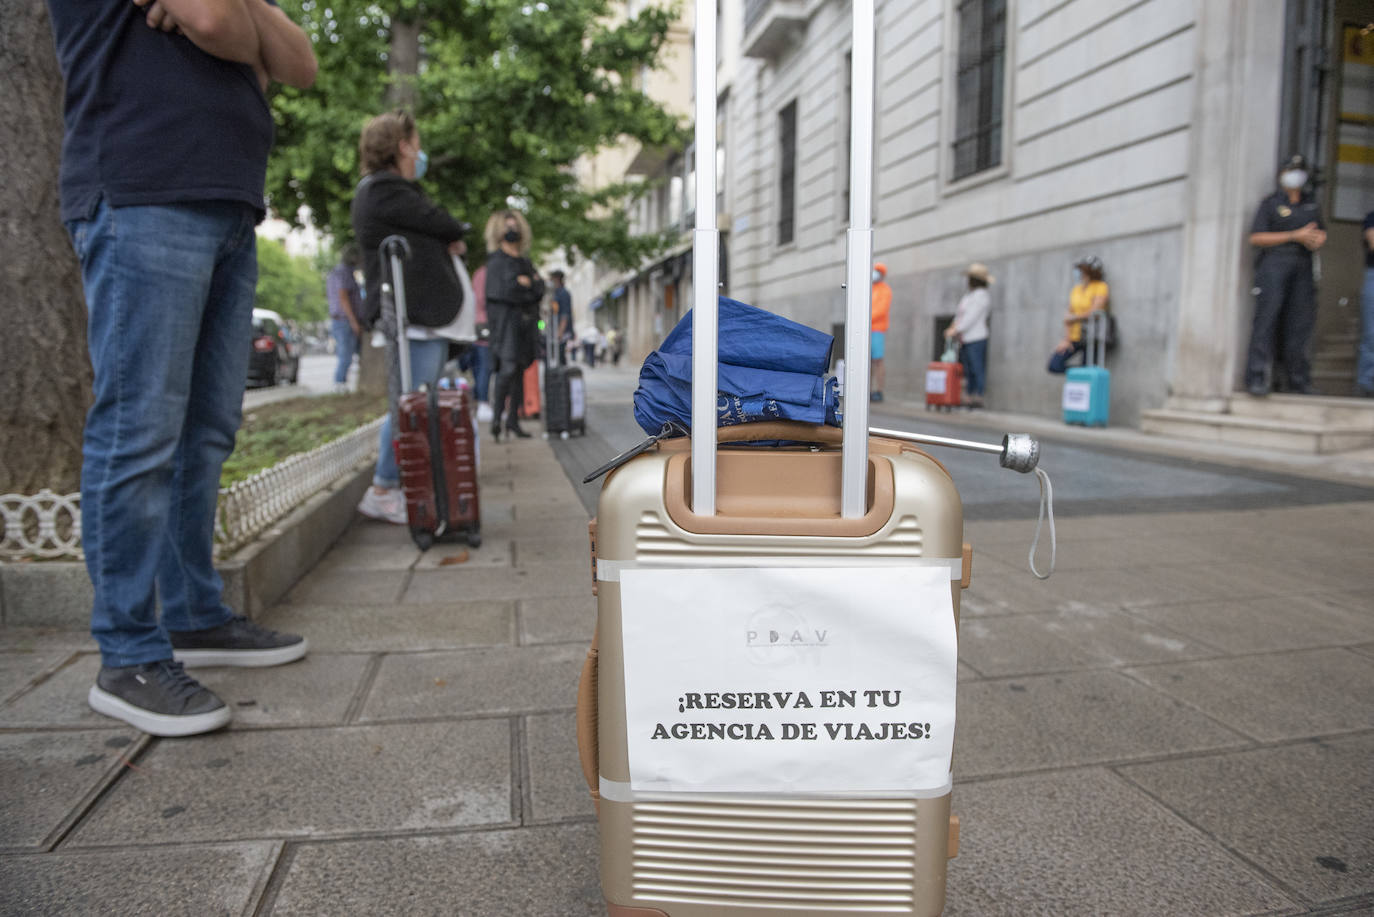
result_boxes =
[870,262,893,401]
[1048,256,1109,373]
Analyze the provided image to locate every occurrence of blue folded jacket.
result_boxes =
[633,296,840,435]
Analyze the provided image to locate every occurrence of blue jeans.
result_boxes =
[373,338,448,489]
[67,201,258,667]
[960,339,988,396]
[331,317,359,385]
[1047,340,1086,374]
[1359,267,1374,392]
[458,342,491,403]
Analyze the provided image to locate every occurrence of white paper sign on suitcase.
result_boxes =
[925,369,948,394]
[1062,380,1092,412]
[620,565,957,796]
[569,374,586,421]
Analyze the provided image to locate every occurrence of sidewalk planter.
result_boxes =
[0,465,372,629]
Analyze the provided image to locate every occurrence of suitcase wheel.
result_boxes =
[412,530,435,552]
[466,531,482,549]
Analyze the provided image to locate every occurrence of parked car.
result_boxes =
[247,308,300,387]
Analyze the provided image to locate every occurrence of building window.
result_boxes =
[952,0,1006,181]
[778,99,798,245]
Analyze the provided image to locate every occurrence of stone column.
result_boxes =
[1166,0,1286,412]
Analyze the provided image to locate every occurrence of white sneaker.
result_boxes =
[358,487,408,525]
[476,402,494,422]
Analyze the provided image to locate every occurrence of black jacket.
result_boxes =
[351,171,469,329]
[485,250,545,368]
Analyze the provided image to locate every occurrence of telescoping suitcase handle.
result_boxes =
[380,234,414,392]
[1085,310,1108,369]
[691,0,876,517]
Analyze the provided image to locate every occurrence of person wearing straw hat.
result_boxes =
[944,263,993,408]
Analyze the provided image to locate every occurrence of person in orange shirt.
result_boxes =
[870,262,892,401]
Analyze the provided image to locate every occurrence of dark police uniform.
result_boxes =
[1246,189,1324,391]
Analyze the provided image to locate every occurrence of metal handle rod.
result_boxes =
[690,0,719,516]
[869,427,1041,473]
[388,257,412,393]
[841,0,876,519]
[869,427,1002,456]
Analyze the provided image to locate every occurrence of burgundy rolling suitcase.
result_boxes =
[381,235,482,551]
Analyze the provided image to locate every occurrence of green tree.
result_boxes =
[266,0,685,270]
[254,237,329,323]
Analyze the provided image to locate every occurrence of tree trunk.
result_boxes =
[0,5,91,494]
[386,19,421,109]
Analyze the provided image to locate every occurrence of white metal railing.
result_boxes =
[215,416,383,555]
[0,416,383,562]
[0,490,82,560]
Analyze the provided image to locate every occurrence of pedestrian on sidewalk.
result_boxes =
[485,210,544,441]
[49,0,316,736]
[462,263,494,421]
[1358,208,1374,397]
[1245,154,1326,397]
[870,263,892,402]
[944,262,993,408]
[327,243,363,392]
[1048,256,1109,373]
[351,110,473,524]
[550,270,573,367]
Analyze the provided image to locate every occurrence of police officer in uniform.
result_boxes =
[1245,154,1327,396]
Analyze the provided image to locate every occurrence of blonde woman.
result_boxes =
[484,210,544,440]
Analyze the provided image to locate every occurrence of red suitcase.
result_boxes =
[520,359,541,419]
[381,235,482,551]
[925,360,963,410]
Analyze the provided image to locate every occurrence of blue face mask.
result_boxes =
[413,149,429,180]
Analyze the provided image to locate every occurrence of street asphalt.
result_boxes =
[2,361,1371,916]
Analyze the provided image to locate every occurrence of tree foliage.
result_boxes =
[255,238,329,323]
[267,0,687,272]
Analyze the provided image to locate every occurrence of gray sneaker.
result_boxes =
[88,660,231,736]
[169,615,308,668]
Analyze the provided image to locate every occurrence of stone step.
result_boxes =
[1311,356,1356,376]
[1226,391,1374,426]
[1310,372,1362,397]
[1140,408,1374,454]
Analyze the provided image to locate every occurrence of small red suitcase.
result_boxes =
[381,235,482,551]
[925,359,963,410]
[520,359,541,419]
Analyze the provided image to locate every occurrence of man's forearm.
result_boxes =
[149,0,261,64]
[245,0,318,88]
[1250,231,1298,248]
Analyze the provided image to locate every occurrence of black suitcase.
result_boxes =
[544,364,586,437]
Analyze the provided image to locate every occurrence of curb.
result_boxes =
[0,467,372,630]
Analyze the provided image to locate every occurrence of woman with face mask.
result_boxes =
[484,210,545,440]
[1244,154,1327,397]
[350,110,471,524]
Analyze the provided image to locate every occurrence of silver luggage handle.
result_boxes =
[691,0,876,518]
[381,234,413,392]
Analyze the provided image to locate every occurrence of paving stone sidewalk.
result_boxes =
[2,373,1372,915]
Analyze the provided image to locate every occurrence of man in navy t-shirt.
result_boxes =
[47,0,317,736]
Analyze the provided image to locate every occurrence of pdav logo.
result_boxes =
[745,606,830,666]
